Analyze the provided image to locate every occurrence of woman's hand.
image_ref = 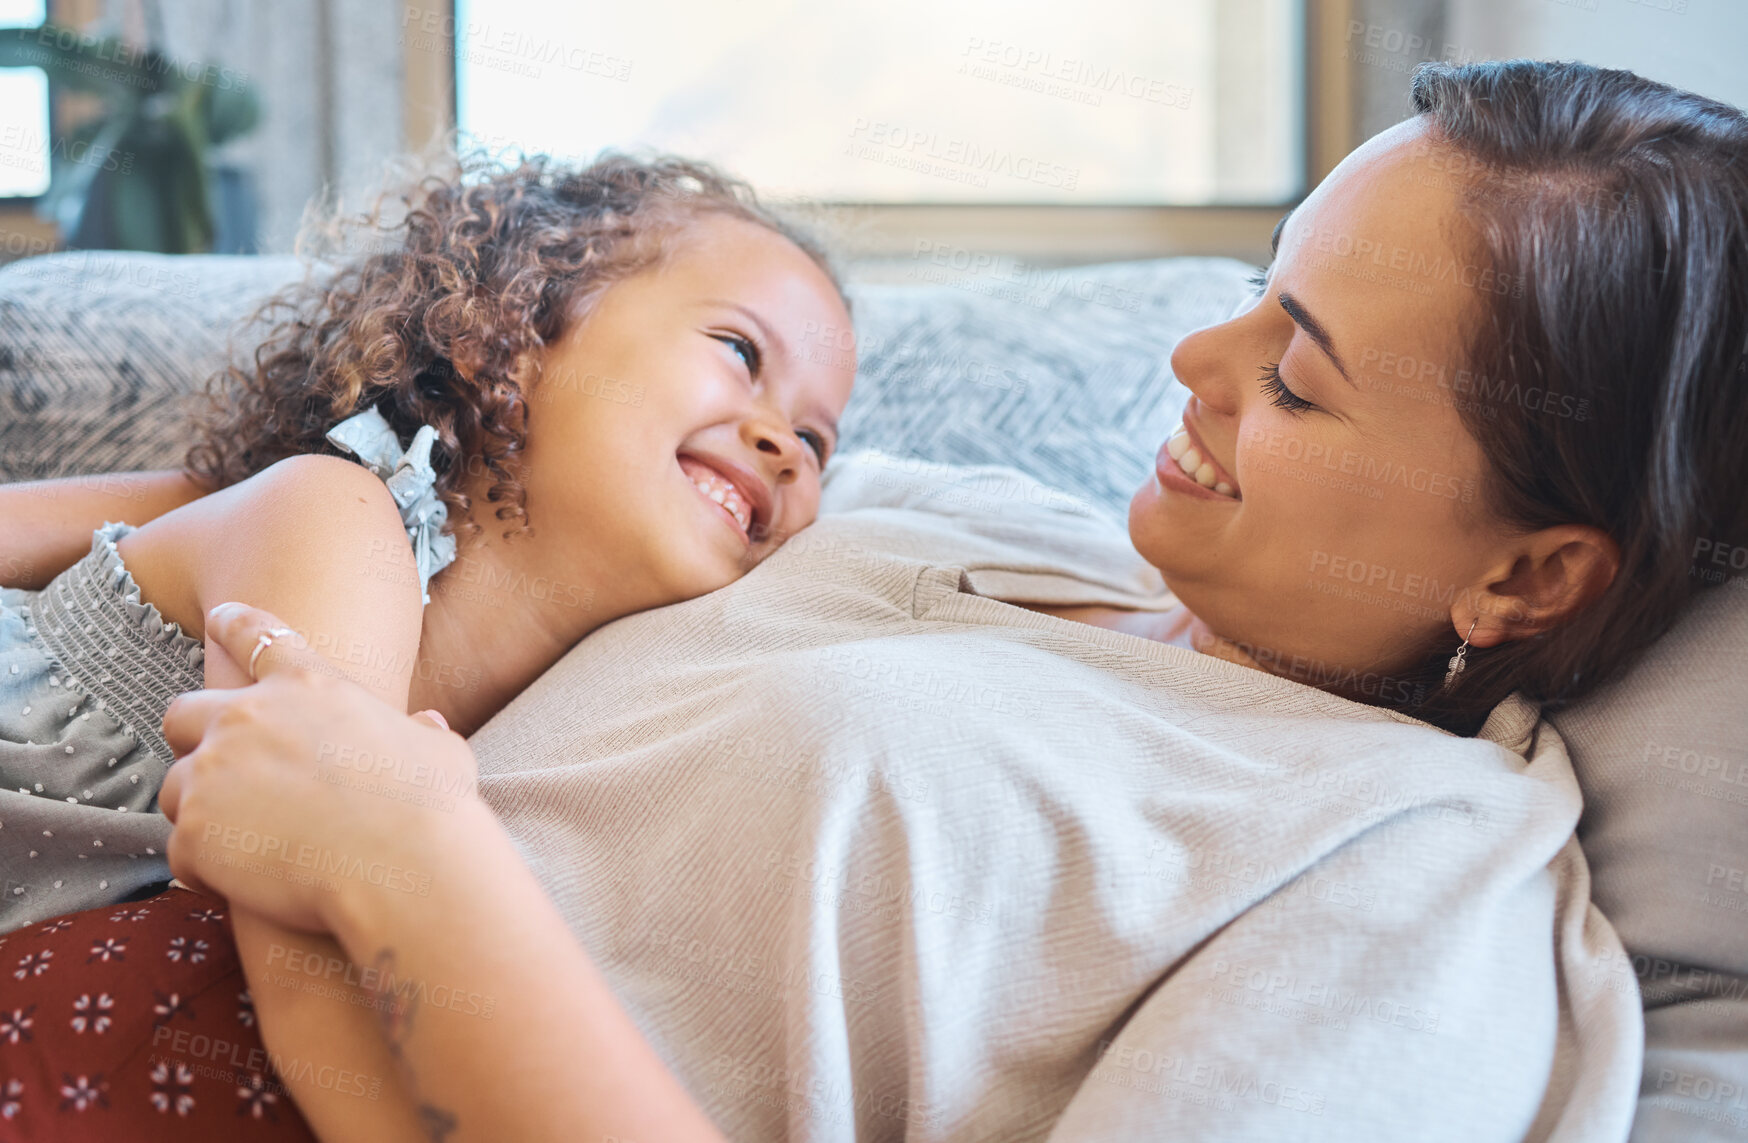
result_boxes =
[161,600,725,1142]
[159,600,479,935]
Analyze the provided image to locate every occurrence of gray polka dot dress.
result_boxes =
[0,521,205,935]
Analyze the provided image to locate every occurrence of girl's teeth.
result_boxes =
[690,477,747,529]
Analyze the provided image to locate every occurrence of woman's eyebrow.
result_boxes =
[1277,290,1355,387]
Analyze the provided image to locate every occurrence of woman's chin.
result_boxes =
[1127,474,1180,572]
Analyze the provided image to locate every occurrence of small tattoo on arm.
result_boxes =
[372,947,461,1142]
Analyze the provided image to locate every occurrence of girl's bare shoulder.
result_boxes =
[115,455,421,644]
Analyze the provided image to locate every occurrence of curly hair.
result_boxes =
[184,151,847,545]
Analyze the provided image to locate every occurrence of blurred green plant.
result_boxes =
[0,22,259,252]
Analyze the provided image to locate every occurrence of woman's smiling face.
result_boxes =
[1131,118,1526,687]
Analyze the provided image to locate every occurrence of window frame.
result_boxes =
[430,0,1356,266]
[0,0,52,203]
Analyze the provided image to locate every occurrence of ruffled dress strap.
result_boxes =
[324,404,459,605]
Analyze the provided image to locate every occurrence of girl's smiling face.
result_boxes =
[1130,117,1608,688]
[509,212,857,613]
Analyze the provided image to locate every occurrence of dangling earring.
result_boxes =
[1441,618,1479,694]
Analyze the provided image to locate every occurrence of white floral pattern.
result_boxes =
[0,1007,33,1045]
[151,990,191,1025]
[12,949,51,979]
[166,936,209,963]
[1,1077,22,1119]
[148,1061,195,1116]
[236,1072,280,1120]
[58,1072,107,1112]
[69,992,113,1034]
[87,935,127,963]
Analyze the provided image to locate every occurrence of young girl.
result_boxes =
[0,151,855,1138]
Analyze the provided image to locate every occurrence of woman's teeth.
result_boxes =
[1165,427,1237,498]
[690,469,751,531]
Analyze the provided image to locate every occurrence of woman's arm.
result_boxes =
[159,602,728,1143]
[0,468,210,588]
[160,455,434,1142]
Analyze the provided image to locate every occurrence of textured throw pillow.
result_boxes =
[835,257,1253,522]
[0,253,306,483]
[1549,585,1748,1143]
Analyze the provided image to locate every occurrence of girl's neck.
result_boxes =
[406,532,626,737]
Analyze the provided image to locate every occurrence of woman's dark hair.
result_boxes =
[1396,60,1748,735]
[184,150,844,544]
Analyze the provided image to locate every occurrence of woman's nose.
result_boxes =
[741,413,803,484]
[1169,320,1245,418]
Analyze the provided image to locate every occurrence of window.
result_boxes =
[452,0,1305,207]
[0,0,50,199]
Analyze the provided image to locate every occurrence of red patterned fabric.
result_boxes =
[0,887,318,1142]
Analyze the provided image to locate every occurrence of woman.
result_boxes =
[6,60,1746,1141]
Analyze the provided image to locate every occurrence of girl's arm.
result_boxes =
[0,469,210,588]
[159,454,434,1142]
[159,603,729,1143]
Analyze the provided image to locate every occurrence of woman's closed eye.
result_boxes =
[1260,360,1317,414]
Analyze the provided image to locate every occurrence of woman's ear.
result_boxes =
[1458,524,1620,648]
